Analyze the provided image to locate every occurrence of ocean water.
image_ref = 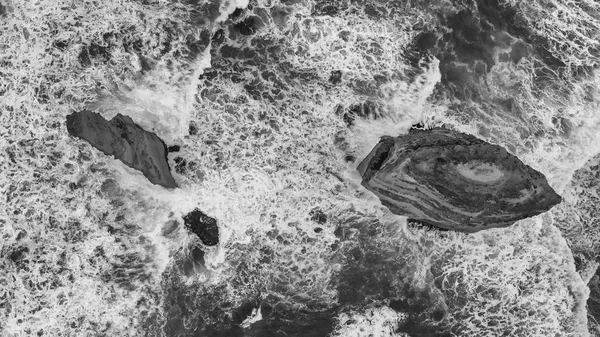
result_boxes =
[1,0,600,336]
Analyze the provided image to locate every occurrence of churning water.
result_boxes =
[2,0,600,336]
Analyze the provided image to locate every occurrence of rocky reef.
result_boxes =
[357,128,561,232]
[66,110,177,188]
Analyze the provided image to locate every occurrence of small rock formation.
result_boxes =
[357,128,562,232]
[329,70,342,84]
[183,209,219,246]
[66,110,177,188]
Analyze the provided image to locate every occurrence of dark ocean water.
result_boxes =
[2,0,600,336]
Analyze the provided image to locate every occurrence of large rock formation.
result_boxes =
[357,128,561,232]
[66,110,177,188]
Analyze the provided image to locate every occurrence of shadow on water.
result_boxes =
[203,307,336,337]
[152,208,454,336]
[160,281,337,337]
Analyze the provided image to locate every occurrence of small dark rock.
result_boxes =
[168,145,180,152]
[183,208,219,246]
[329,70,342,84]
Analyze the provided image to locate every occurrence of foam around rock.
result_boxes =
[358,128,562,231]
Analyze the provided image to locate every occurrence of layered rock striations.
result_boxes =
[66,110,177,188]
[357,128,561,232]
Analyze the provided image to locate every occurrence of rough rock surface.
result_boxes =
[357,128,562,232]
[66,109,177,188]
[183,209,219,246]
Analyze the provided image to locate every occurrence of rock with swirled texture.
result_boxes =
[357,128,561,232]
[66,110,177,188]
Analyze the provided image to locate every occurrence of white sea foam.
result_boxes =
[332,306,410,337]
[0,0,597,335]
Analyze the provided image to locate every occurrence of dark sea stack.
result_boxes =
[357,128,562,232]
[66,110,177,188]
[183,209,219,246]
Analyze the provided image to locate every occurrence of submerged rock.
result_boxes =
[357,128,561,232]
[66,110,177,188]
[183,209,219,246]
